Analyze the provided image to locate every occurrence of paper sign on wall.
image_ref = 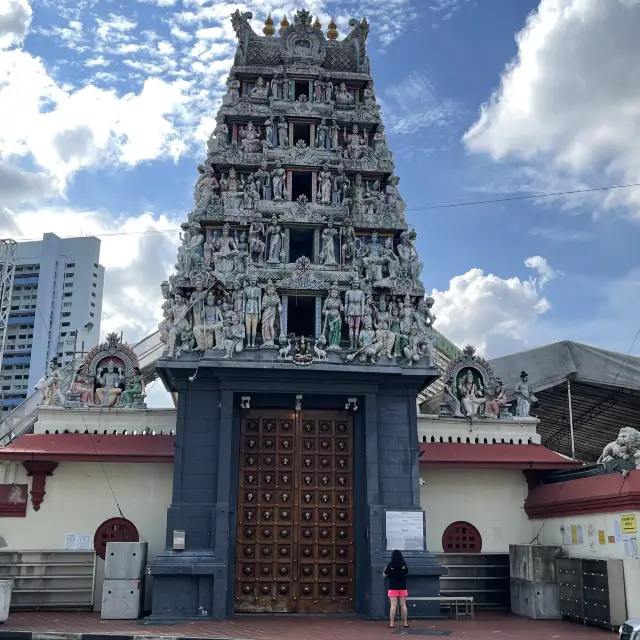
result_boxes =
[614,520,623,541]
[562,526,572,545]
[78,534,92,550]
[598,530,606,545]
[621,514,637,534]
[385,511,424,551]
[623,537,639,560]
[64,533,79,550]
[570,525,578,545]
[576,524,584,544]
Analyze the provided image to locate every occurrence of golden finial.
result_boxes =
[279,14,290,36]
[327,16,338,40]
[263,13,275,37]
[313,16,321,30]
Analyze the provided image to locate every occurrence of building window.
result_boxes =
[62,312,71,317]
[442,521,483,553]
[61,322,70,327]
[63,302,72,308]
[92,282,97,288]
[90,302,95,307]
[92,292,96,298]
[65,273,74,278]
[89,312,94,318]
[94,263,99,269]
[64,283,73,288]
[64,292,72,298]
[94,517,139,560]
[93,272,97,278]
[66,263,75,268]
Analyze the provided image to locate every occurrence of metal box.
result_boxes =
[510,578,560,620]
[101,579,143,620]
[104,542,147,580]
[509,544,561,582]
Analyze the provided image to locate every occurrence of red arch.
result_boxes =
[94,517,139,560]
[442,521,482,553]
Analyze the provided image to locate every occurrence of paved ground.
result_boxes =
[0,612,617,639]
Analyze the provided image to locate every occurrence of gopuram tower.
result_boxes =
[150,9,443,620]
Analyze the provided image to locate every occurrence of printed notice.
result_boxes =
[614,520,623,541]
[623,537,639,560]
[562,526,572,545]
[598,530,606,545]
[64,533,79,550]
[621,514,637,534]
[77,534,92,550]
[576,524,584,544]
[386,511,424,551]
[570,525,578,545]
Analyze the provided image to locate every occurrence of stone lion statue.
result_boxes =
[598,427,640,469]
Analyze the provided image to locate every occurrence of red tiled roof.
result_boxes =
[419,442,583,470]
[0,434,174,463]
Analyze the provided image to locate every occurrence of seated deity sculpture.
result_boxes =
[335,82,354,105]
[95,364,125,407]
[250,77,269,99]
[239,122,261,154]
[223,312,246,359]
[120,367,146,408]
[458,369,486,416]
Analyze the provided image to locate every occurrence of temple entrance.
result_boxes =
[235,409,355,614]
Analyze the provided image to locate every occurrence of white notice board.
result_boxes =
[385,511,424,551]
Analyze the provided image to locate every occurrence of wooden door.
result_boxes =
[235,410,354,614]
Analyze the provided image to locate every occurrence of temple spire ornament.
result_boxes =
[327,16,338,40]
[313,16,321,30]
[279,14,290,35]
[263,13,275,37]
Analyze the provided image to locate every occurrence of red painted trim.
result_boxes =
[419,442,582,470]
[22,461,58,512]
[525,470,640,518]
[0,434,174,463]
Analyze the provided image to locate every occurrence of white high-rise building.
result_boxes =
[0,233,105,413]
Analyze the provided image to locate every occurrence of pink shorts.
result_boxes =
[388,589,408,597]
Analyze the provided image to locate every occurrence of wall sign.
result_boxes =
[621,514,637,534]
[385,511,424,551]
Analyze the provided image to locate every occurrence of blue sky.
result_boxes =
[2,0,640,392]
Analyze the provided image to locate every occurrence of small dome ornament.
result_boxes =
[279,15,290,36]
[263,13,275,37]
[313,16,321,30]
[327,17,338,40]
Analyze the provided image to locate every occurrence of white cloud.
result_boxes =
[431,258,555,357]
[0,0,32,49]
[463,0,640,219]
[524,255,557,286]
[529,226,594,243]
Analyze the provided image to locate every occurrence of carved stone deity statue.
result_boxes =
[120,367,145,408]
[167,291,191,358]
[335,82,354,105]
[243,179,259,211]
[340,217,356,266]
[189,276,207,328]
[323,74,333,102]
[333,167,349,205]
[96,364,125,407]
[251,76,269,99]
[193,164,220,213]
[344,278,366,350]
[234,231,248,274]
[271,159,286,201]
[243,275,262,348]
[313,79,323,102]
[443,377,463,417]
[176,222,204,278]
[254,160,271,199]
[598,428,640,473]
[281,73,291,100]
[240,121,261,153]
[278,117,289,148]
[514,371,538,418]
[223,312,246,359]
[260,279,282,347]
[249,214,266,264]
[226,72,240,104]
[159,281,173,344]
[458,369,486,416]
[346,124,365,159]
[386,175,404,211]
[397,230,423,290]
[322,282,344,350]
[266,214,284,264]
[373,124,390,157]
[213,223,238,276]
[316,118,328,149]
[207,119,228,153]
[484,378,507,419]
[402,325,423,367]
[363,80,377,109]
[317,163,332,204]
[220,167,239,198]
[330,119,340,150]
[270,74,281,100]
[193,291,224,350]
[265,116,274,148]
[319,217,338,266]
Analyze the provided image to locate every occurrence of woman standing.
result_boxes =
[384,549,409,628]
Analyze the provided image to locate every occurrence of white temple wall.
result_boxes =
[420,468,533,553]
[0,462,172,611]
[531,512,640,618]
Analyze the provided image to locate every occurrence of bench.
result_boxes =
[406,596,474,620]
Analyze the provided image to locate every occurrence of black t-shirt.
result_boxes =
[384,563,408,590]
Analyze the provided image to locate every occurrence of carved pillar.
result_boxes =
[281,296,289,335]
[286,170,293,200]
[23,461,58,512]
[232,124,238,143]
[313,229,320,263]
[314,296,322,339]
[283,227,290,262]
[310,123,316,149]
[289,121,295,147]
[311,171,318,203]
[363,129,368,147]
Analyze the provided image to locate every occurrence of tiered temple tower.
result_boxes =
[150,9,443,620]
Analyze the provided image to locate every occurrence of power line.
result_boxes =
[11,180,640,243]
